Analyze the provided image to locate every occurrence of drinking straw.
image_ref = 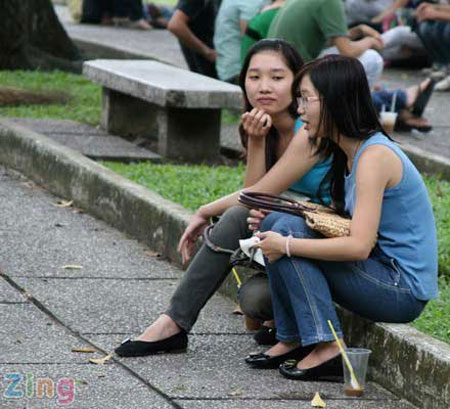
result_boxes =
[327,320,361,390]
[391,91,397,113]
[381,104,386,113]
[232,267,242,288]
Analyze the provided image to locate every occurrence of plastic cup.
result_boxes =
[379,111,398,134]
[342,348,372,397]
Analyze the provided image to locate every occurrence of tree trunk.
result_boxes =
[0,0,82,72]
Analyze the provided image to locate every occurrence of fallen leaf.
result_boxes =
[97,374,106,378]
[53,200,73,208]
[144,250,161,258]
[61,265,83,270]
[311,392,326,408]
[89,354,112,365]
[171,385,187,392]
[232,303,243,315]
[73,207,84,214]
[72,347,96,353]
[228,390,243,397]
[22,181,35,189]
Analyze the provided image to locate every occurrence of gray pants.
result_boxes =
[165,205,273,332]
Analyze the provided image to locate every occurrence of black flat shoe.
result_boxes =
[279,355,343,382]
[253,326,277,346]
[115,331,188,357]
[245,345,314,369]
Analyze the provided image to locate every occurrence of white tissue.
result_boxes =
[239,236,265,267]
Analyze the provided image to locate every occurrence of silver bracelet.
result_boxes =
[285,234,293,258]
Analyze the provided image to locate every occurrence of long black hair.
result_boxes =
[292,55,385,214]
[239,39,304,170]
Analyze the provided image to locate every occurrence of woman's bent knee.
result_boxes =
[239,273,273,322]
[209,206,250,248]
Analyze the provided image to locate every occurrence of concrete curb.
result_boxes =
[0,119,190,263]
[0,119,449,408]
[401,142,450,181]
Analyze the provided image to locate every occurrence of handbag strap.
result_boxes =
[238,191,314,217]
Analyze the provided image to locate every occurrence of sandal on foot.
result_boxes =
[411,78,435,117]
[395,118,432,133]
[396,110,432,133]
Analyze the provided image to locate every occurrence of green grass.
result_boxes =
[222,109,241,126]
[0,70,101,125]
[423,174,450,278]
[145,0,178,6]
[412,277,450,344]
[103,161,246,211]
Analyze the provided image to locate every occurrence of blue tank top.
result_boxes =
[344,132,438,300]
[289,119,332,204]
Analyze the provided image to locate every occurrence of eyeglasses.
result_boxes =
[296,96,321,109]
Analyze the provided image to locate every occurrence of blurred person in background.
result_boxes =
[213,0,267,83]
[268,0,384,87]
[168,0,222,78]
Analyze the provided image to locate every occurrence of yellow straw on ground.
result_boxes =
[327,320,361,390]
[232,268,242,288]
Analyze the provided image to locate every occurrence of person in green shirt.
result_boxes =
[241,0,285,63]
[267,0,384,87]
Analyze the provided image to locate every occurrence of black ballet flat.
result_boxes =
[279,355,343,382]
[245,345,314,369]
[253,326,277,346]
[114,331,188,357]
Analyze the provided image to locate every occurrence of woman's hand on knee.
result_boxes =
[255,231,285,263]
[178,213,209,264]
[247,208,271,231]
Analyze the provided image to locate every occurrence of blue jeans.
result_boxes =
[416,21,450,65]
[261,212,426,346]
[372,89,407,114]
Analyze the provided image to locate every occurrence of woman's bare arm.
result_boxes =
[199,126,321,218]
[256,145,400,262]
[178,127,321,262]
[371,0,409,23]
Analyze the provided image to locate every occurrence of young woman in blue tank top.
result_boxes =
[115,40,332,358]
[244,55,438,381]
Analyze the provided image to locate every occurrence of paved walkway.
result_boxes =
[0,7,445,408]
[0,165,416,408]
[56,5,186,68]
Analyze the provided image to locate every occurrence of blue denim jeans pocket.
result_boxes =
[361,246,410,292]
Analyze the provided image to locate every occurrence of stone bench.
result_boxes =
[83,60,243,162]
